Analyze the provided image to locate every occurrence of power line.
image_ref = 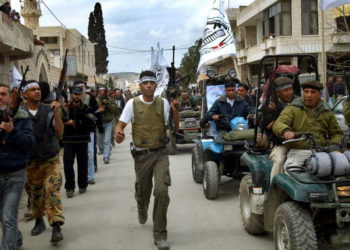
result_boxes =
[39,0,86,44]
[38,1,195,59]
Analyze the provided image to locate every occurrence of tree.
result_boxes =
[88,2,109,75]
[108,76,114,89]
[179,38,202,83]
[88,12,95,44]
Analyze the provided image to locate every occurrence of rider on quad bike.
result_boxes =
[273,80,343,172]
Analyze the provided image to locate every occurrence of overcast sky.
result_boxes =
[12,0,253,73]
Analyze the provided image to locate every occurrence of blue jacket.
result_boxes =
[206,95,252,131]
[0,109,35,174]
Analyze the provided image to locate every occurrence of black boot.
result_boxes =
[31,217,46,236]
[50,222,63,244]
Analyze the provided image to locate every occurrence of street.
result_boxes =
[17,127,271,250]
[18,128,344,250]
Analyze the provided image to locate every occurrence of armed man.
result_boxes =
[202,80,251,130]
[273,80,343,170]
[0,83,35,250]
[63,86,94,198]
[23,81,65,243]
[97,86,117,164]
[258,77,296,180]
[115,70,171,250]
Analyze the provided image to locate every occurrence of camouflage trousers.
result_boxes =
[25,156,65,225]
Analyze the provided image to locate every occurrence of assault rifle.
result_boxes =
[56,49,69,102]
[0,65,29,147]
[166,46,179,134]
[8,65,30,119]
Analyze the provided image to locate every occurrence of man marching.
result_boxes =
[115,70,171,250]
[23,80,65,244]
[0,83,34,250]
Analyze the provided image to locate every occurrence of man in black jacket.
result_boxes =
[237,83,255,106]
[63,86,94,198]
[23,81,65,244]
[204,81,251,131]
[0,83,35,250]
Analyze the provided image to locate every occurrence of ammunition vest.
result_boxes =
[26,104,60,161]
[132,97,166,149]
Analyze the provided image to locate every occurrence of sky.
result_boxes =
[12,0,254,73]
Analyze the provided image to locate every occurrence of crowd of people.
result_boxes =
[326,75,346,105]
[0,2,20,22]
[0,67,348,250]
[0,79,126,250]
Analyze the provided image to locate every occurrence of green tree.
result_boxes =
[108,76,114,89]
[88,2,109,75]
[88,12,95,44]
[179,38,202,83]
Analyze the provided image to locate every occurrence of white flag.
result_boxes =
[10,65,23,90]
[322,0,350,9]
[149,43,170,96]
[197,0,236,73]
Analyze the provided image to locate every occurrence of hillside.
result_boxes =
[109,72,139,82]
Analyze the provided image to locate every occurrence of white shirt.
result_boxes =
[28,109,38,116]
[119,96,170,125]
[227,98,235,107]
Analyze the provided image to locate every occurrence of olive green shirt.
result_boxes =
[273,97,342,149]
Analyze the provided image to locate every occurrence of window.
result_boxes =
[301,0,318,35]
[40,37,58,44]
[263,0,291,38]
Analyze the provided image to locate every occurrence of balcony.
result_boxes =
[332,32,350,44]
[0,12,33,60]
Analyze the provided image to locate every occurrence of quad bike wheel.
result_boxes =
[239,174,265,234]
[203,161,219,199]
[274,202,317,250]
[192,146,203,183]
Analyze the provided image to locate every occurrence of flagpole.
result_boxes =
[321,7,327,91]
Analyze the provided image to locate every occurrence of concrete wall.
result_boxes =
[17,44,61,86]
[35,26,96,82]
[0,11,33,85]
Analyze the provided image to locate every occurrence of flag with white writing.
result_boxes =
[10,65,23,90]
[197,0,236,73]
[149,43,170,96]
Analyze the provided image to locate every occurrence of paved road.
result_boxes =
[17,129,344,250]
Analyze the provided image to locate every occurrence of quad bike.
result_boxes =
[240,133,350,249]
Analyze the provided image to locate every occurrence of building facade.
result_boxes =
[19,0,96,86]
[230,0,350,85]
[0,10,33,85]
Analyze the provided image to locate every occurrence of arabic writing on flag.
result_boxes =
[10,65,22,90]
[322,0,350,9]
[197,0,236,73]
[149,43,169,96]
